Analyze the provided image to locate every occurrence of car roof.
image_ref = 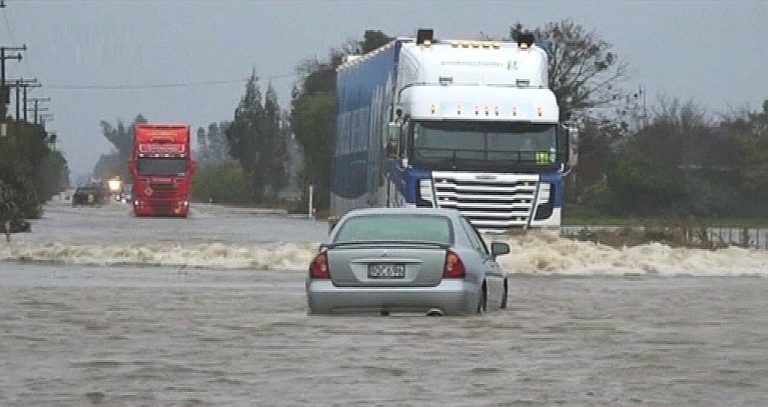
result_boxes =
[341,207,462,220]
[330,208,471,247]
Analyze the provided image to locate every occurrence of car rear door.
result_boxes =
[459,217,505,308]
[327,245,447,287]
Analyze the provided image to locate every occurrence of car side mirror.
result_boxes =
[491,242,510,257]
[327,216,340,234]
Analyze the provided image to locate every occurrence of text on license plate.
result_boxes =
[367,263,405,279]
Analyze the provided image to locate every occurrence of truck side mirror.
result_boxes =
[387,122,400,158]
[558,125,579,167]
[568,126,579,168]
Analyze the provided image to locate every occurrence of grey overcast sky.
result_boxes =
[2,0,767,179]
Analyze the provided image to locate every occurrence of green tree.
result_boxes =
[721,100,768,214]
[361,30,393,53]
[191,160,250,204]
[196,122,231,167]
[583,98,736,217]
[226,69,265,201]
[0,120,67,228]
[196,126,208,163]
[260,84,287,202]
[36,149,70,202]
[290,30,392,210]
[94,114,147,181]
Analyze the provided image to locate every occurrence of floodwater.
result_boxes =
[2,201,768,406]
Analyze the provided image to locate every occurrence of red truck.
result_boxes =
[129,124,195,217]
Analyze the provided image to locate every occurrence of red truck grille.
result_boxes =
[149,183,176,198]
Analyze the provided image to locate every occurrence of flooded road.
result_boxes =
[2,202,768,405]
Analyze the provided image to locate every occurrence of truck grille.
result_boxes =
[431,171,539,231]
[149,183,177,198]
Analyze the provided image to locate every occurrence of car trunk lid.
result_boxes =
[327,245,447,287]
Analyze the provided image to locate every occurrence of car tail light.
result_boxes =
[309,251,330,279]
[443,250,465,279]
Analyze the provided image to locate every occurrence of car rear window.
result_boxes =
[334,214,453,245]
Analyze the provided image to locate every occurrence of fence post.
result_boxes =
[308,184,314,221]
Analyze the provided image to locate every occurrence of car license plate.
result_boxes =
[367,263,405,279]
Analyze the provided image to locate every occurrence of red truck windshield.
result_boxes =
[137,158,187,176]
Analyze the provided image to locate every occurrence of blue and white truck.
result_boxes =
[331,29,577,231]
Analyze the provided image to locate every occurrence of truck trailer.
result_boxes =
[331,29,577,231]
[129,124,195,217]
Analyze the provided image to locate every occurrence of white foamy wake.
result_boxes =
[0,242,318,271]
[493,232,768,276]
[1,234,767,276]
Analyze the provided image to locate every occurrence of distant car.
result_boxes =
[72,186,106,207]
[306,208,511,316]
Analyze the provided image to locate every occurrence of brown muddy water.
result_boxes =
[2,264,767,406]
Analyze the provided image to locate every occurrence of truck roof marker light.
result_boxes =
[451,41,459,48]
[474,106,480,116]
[457,105,462,115]
[431,104,437,115]
[492,43,501,49]
[517,32,535,50]
[495,106,500,117]
[512,107,518,117]
[416,28,433,45]
[484,106,490,116]
[471,42,480,48]
[461,42,470,48]
[537,107,544,117]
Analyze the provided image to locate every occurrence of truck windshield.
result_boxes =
[411,121,558,170]
[137,158,187,176]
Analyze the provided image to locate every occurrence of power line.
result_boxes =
[47,73,296,90]
[1,2,34,79]
[47,79,249,90]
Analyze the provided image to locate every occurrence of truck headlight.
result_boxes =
[537,183,551,203]
[534,183,555,220]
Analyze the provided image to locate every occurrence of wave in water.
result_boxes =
[495,232,768,276]
[1,234,767,276]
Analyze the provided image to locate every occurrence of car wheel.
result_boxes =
[500,279,508,309]
[476,284,487,314]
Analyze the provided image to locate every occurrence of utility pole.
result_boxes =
[0,45,26,115]
[39,113,53,130]
[8,78,38,122]
[22,80,41,122]
[28,97,50,124]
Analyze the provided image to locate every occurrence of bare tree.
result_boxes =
[512,20,627,120]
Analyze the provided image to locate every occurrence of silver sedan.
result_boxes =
[306,208,510,316]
